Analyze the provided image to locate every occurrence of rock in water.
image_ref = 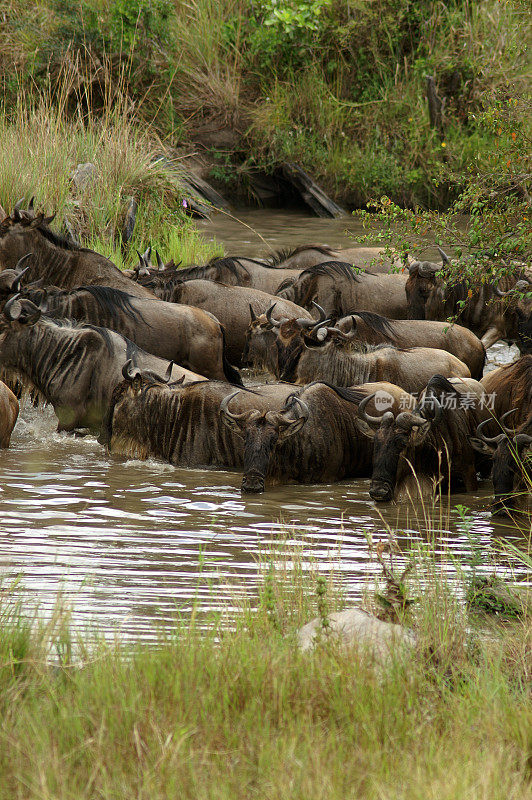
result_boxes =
[298,608,416,662]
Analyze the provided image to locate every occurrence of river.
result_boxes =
[0,210,528,639]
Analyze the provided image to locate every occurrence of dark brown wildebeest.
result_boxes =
[0,379,19,447]
[13,282,242,385]
[103,368,411,493]
[276,261,409,319]
[470,411,532,517]
[169,279,312,365]
[0,296,205,432]
[0,206,155,299]
[405,252,532,349]
[355,374,491,502]
[333,312,486,379]
[480,355,532,421]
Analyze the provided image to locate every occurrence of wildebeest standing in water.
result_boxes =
[405,254,532,350]
[0,380,19,447]
[355,375,492,502]
[0,296,205,432]
[14,283,242,385]
[276,261,409,319]
[0,206,155,299]
[169,279,312,365]
[334,312,486,379]
[103,368,411,493]
[470,411,532,517]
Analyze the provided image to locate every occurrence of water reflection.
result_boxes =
[0,401,528,639]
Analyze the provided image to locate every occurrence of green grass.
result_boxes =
[1,0,530,210]
[0,536,530,799]
[0,78,221,269]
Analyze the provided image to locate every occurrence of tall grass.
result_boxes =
[0,66,220,268]
[0,534,530,799]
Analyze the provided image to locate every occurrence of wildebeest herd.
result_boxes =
[0,200,530,517]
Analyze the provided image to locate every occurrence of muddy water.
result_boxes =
[0,211,529,639]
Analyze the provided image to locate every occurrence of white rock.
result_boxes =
[297,608,416,662]
[71,162,97,190]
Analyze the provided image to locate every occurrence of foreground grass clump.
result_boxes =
[0,539,530,799]
[0,85,221,269]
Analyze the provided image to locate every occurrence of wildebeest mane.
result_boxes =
[349,311,398,338]
[78,285,147,326]
[49,317,118,355]
[267,243,334,266]
[299,261,363,282]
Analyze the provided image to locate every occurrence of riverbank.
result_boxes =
[1,1,530,210]
[1,538,530,798]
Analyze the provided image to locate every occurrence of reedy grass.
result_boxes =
[0,528,530,799]
[0,67,221,269]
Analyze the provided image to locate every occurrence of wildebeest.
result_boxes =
[0,380,19,447]
[0,296,205,432]
[13,282,242,385]
[405,255,532,349]
[276,261,409,319]
[480,355,532,421]
[135,254,302,297]
[266,243,407,273]
[169,279,312,365]
[334,311,486,379]
[103,368,411,492]
[470,411,532,517]
[355,374,491,502]
[270,320,471,390]
[0,206,155,299]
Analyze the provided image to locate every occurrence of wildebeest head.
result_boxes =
[0,203,56,271]
[470,410,532,515]
[220,391,309,493]
[0,253,33,299]
[405,249,449,320]
[356,391,441,501]
[0,293,44,329]
[243,302,320,373]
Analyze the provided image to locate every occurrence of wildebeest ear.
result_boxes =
[469,436,496,456]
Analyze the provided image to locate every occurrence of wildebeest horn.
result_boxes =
[494,281,509,298]
[475,417,506,446]
[163,361,174,383]
[266,304,282,328]
[249,304,257,322]
[142,246,152,263]
[220,391,248,425]
[3,293,22,321]
[499,408,518,436]
[358,393,388,427]
[14,253,33,274]
[156,251,164,270]
[296,317,315,328]
[312,301,327,322]
[407,260,421,274]
[122,359,141,382]
[14,198,24,212]
[280,396,309,424]
[419,392,442,425]
[437,246,451,265]
[28,197,35,211]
